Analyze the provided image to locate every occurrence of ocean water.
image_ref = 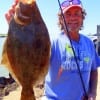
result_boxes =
[0,37,9,78]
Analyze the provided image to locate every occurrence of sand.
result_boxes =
[2,86,44,100]
[1,68,100,100]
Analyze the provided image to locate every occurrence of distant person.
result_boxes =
[97,42,100,56]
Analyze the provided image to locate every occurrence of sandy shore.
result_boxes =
[3,87,21,100]
[2,86,44,100]
[1,68,100,100]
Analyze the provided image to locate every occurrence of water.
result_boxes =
[0,37,9,78]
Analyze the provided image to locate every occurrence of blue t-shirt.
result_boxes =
[44,33,100,100]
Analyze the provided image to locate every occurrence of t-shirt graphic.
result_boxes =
[58,43,90,79]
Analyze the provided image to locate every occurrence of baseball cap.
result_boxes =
[61,0,83,13]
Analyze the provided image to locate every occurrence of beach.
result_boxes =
[3,84,44,100]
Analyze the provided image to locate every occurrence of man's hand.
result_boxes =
[82,94,96,100]
[88,93,96,100]
[5,0,19,24]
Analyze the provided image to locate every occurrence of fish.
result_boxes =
[1,0,51,100]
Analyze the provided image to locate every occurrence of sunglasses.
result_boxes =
[61,0,81,7]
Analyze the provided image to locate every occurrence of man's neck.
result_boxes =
[65,31,80,42]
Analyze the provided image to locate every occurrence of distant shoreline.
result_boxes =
[0,34,7,38]
[0,37,9,78]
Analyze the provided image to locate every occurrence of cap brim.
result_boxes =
[63,5,82,13]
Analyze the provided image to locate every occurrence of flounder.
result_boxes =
[1,0,50,100]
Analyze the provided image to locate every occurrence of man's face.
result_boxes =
[64,7,83,33]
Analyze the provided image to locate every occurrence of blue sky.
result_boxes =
[0,0,100,36]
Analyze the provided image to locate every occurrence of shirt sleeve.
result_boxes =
[91,46,100,70]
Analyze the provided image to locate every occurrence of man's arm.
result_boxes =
[88,69,98,100]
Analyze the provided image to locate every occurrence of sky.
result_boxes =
[0,0,100,37]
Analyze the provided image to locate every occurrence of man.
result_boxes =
[42,0,100,100]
